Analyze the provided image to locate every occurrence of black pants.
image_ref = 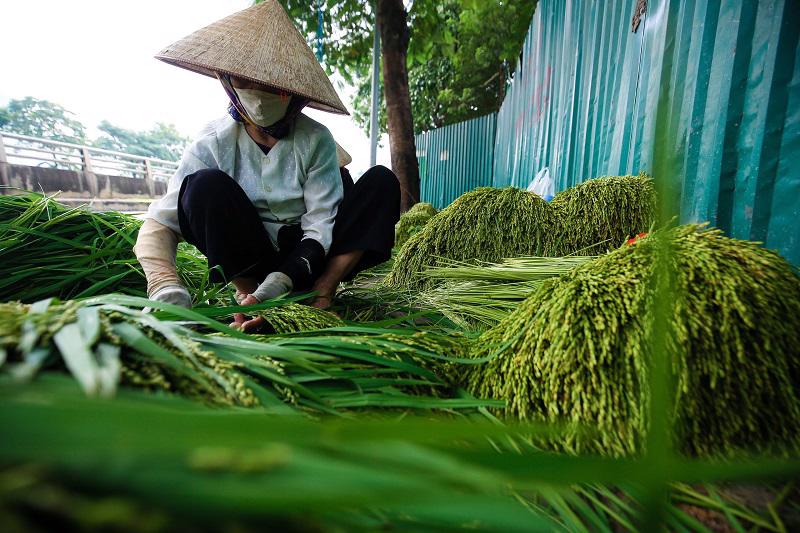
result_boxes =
[177,165,400,289]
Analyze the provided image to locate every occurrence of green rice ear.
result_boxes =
[463,225,800,458]
[0,297,498,413]
[385,176,655,292]
[254,302,344,334]
[386,187,559,291]
[550,173,657,254]
[395,202,438,248]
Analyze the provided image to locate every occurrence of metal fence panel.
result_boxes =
[493,0,647,189]
[492,0,800,264]
[416,113,496,209]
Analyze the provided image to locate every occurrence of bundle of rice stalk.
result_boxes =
[463,225,800,457]
[550,173,657,254]
[395,202,438,248]
[416,256,595,330]
[419,280,541,330]
[0,295,496,414]
[385,188,558,290]
[256,302,344,333]
[0,192,226,303]
[422,256,594,282]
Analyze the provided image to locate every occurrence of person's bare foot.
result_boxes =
[231,277,260,330]
[307,250,363,312]
[309,294,333,310]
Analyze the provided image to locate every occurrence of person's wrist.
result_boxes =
[252,272,293,302]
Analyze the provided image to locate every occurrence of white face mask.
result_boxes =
[235,88,291,127]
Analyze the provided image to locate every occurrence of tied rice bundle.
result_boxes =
[385,188,558,290]
[463,225,800,457]
[0,192,225,303]
[385,175,654,291]
[551,173,656,253]
[395,202,438,248]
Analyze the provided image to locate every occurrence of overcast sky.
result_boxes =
[0,0,390,178]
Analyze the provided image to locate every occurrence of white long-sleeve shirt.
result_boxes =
[146,113,343,253]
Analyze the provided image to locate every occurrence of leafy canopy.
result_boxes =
[0,96,87,144]
[0,107,11,129]
[0,96,189,161]
[93,121,190,161]
[277,0,536,133]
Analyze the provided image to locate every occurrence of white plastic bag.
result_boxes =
[527,167,554,201]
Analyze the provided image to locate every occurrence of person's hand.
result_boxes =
[149,284,192,308]
[230,272,292,333]
[230,294,266,332]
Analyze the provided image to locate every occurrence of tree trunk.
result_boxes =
[376,0,419,212]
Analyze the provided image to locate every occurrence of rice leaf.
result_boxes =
[52,323,99,395]
[76,306,101,346]
[91,342,121,398]
[7,347,51,382]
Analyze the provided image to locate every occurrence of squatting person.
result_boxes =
[134,0,400,331]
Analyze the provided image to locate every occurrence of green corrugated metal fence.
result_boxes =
[416,113,496,209]
[418,0,799,264]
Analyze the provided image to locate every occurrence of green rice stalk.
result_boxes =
[419,280,546,330]
[255,302,344,333]
[385,188,558,291]
[462,225,800,457]
[422,256,596,282]
[395,202,438,248]
[551,173,657,254]
[335,277,429,324]
[0,296,494,413]
[416,256,595,330]
[0,298,259,407]
[0,384,794,533]
[332,252,403,322]
[0,191,229,304]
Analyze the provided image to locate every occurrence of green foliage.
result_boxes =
[463,225,800,458]
[275,0,373,80]
[93,121,189,161]
[0,378,797,532]
[276,0,537,133]
[0,106,10,128]
[0,192,228,304]
[407,0,538,131]
[0,96,189,160]
[0,96,87,144]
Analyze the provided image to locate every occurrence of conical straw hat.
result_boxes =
[335,141,352,167]
[155,0,348,115]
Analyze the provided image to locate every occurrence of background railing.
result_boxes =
[0,131,179,182]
